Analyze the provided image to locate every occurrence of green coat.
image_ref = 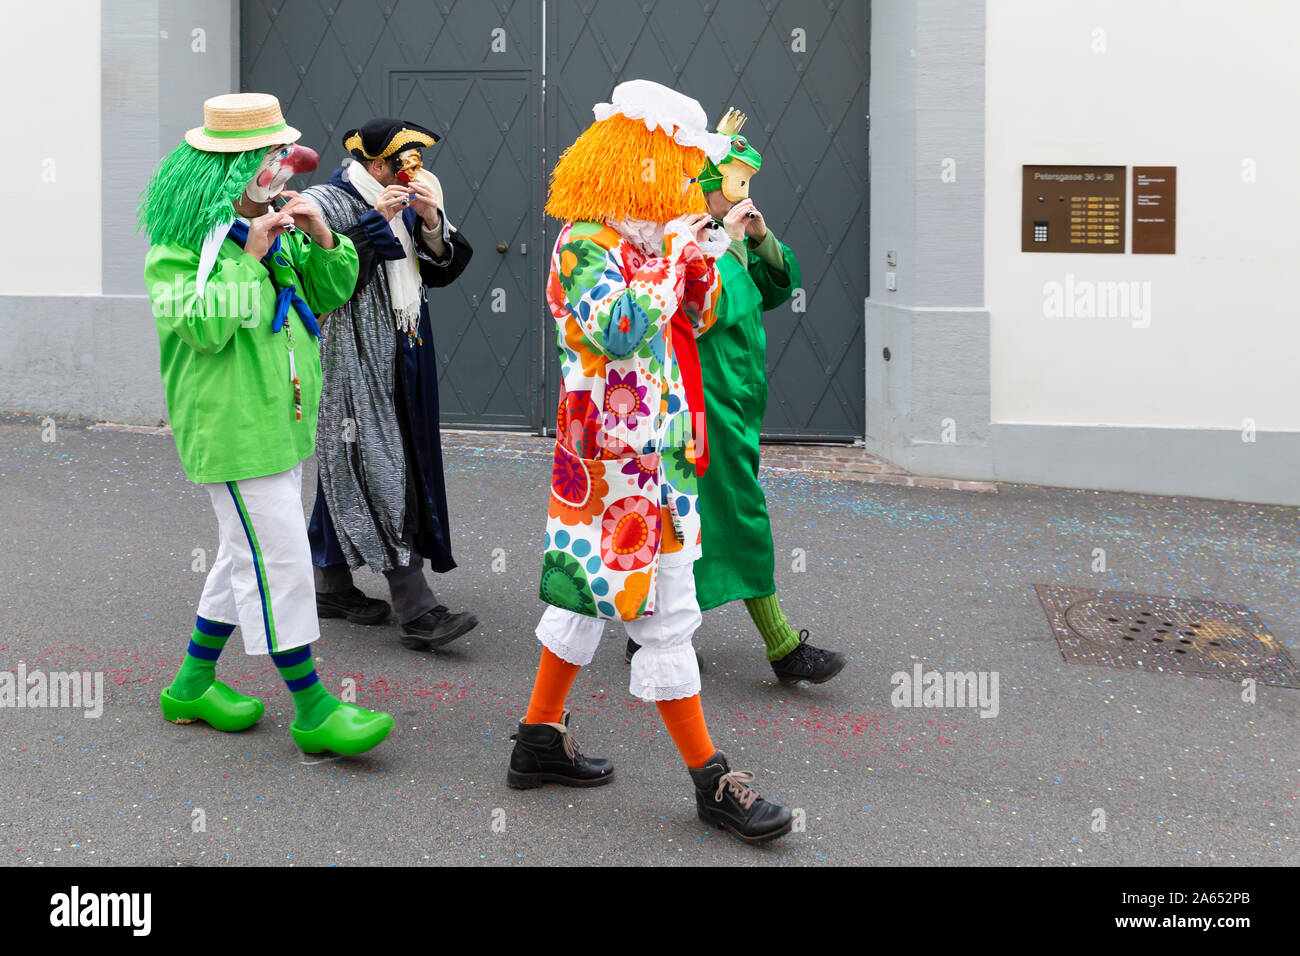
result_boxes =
[693,231,801,610]
[144,230,358,484]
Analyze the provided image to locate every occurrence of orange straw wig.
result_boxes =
[546,113,708,224]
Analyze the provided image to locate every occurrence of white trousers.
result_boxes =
[536,558,702,702]
[196,463,319,656]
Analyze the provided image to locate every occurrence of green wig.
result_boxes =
[137,142,266,251]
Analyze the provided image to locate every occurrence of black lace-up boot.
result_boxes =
[506,711,615,789]
[688,750,793,843]
[770,630,845,685]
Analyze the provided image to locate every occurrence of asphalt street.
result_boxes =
[1,416,1296,866]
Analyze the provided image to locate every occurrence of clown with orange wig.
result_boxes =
[506,80,793,843]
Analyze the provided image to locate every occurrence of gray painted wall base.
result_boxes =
[865,0,994,481]
[864,299,994,478]
[992,423,1300,506]
[864,296,1299,504]
[0,295,165,425]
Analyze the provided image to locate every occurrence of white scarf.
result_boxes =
[343,159,423,337]
[607,218,666,257]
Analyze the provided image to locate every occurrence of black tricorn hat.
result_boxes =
[342,117,440,161]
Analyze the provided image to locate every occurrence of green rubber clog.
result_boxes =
[291,702,394,756]
[160,680,265,732]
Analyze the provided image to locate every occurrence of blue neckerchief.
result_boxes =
[226,219,320,338]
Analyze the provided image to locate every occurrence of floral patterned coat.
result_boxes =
[539,219,720,621]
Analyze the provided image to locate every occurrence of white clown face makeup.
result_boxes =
[244,143,320,204]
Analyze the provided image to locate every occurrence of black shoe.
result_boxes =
[316,586,391,626]
[771,630,845,686]
[400,605,477,650]
[688,750,793,844]
[625,637,706,673]
[506,711,615,789]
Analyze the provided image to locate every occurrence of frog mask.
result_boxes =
[698,108,762,203]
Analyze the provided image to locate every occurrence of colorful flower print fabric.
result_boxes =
[539,219,719,621]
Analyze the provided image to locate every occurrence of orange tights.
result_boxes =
[525,648,715,768]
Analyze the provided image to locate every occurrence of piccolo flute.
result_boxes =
[272,194,297,232]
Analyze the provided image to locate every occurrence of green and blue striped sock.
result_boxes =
[271,646,340,731]
[170,616,234,701]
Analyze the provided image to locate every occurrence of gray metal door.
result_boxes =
[545,0,869,440]
[242,0,868,438]
[240,0,544,430]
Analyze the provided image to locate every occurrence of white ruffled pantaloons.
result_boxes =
[535,557,702,702]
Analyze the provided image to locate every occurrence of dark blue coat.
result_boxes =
[308,166,473,574]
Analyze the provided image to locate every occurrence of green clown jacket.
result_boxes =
[144,229,358,484]
[693,230,801,611]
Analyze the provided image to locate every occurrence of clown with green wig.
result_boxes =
[139,93,395,755]
[630,107,845,685]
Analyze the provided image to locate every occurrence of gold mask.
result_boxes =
[395,148,424,183]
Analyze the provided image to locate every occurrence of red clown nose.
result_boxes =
[282,143,319,175]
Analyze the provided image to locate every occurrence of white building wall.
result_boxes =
[0,1,102,295]
[986,0,1300,431]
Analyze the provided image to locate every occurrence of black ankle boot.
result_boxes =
[688,750,792,843]
[770,630,845,685]
[506,712,614,789]
[316,586,391,625]
[400,605,477,650]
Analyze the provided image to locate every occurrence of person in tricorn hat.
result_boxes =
[139,93,394,756]
[302,118,478,651]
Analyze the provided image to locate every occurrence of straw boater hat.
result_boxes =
[184,92,301,153]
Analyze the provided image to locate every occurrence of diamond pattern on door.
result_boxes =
[242,0,543,429]
[546,0,869,439]
[242,0,867,437]
[390,72,539,427]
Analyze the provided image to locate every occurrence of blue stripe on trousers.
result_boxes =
[227,481,275,654]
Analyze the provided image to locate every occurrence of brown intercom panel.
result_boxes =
[1022,165,1126,253]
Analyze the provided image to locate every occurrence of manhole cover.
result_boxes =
[1033,586,1300,688]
